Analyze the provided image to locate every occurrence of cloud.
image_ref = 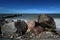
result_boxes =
[0,7,60,14]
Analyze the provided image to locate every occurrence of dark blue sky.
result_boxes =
[0,0,60,14]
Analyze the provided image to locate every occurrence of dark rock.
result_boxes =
[38,14,56,29]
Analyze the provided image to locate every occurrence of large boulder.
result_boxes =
[1,22,17,38]
[38,14,56,29]
[14,20,28,36]
[26,20,35,32]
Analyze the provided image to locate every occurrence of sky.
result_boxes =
[0,0,60,14]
